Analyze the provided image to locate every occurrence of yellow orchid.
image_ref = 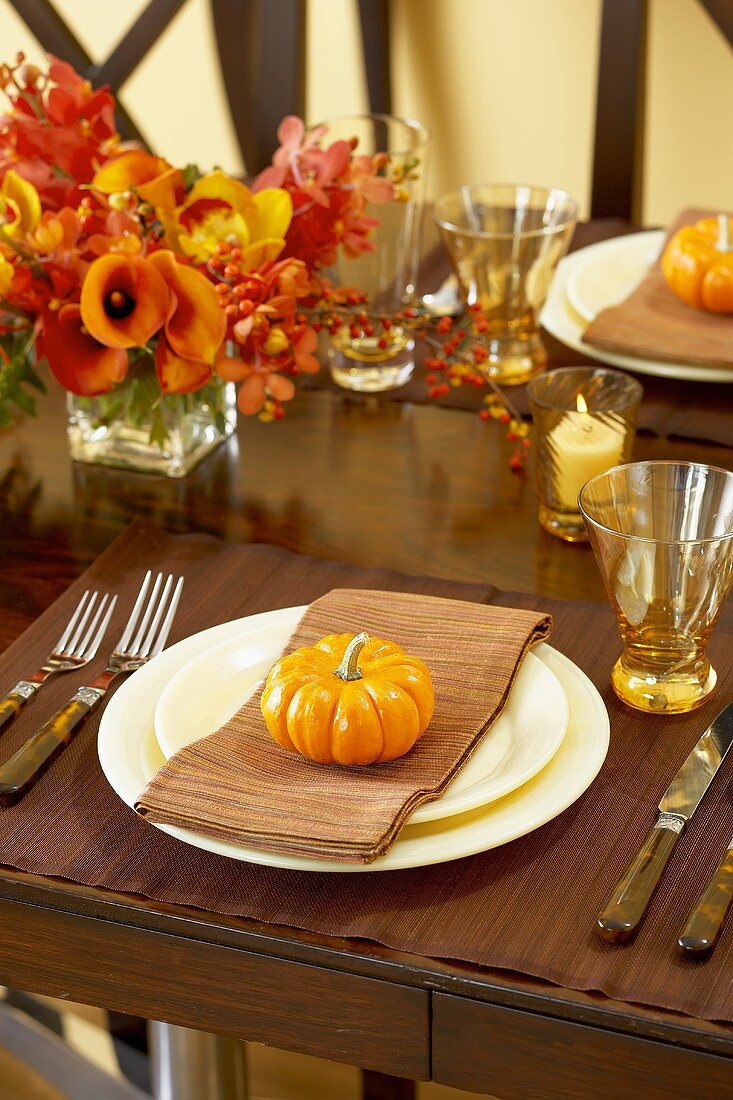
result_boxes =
[171,170,292,269]
[0,170,41,239]
[0,254,13,297]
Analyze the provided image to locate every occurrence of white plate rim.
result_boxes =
[98,609,610,873]
[541,233,733,383]
[564,230,664,323]
[152,623,569,823]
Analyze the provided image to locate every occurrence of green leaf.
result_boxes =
[0,331,46,426]
[148,404,169,449]
[182,163,202,191]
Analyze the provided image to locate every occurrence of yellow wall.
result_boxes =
[1,0,730,224]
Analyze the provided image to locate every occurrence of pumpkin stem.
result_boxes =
[717,214,731,253]
[334,632,370,682]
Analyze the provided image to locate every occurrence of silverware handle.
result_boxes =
[678,848,733,954]
[0,687,103,804]
[0,682,40,731]
[597,815,684,943]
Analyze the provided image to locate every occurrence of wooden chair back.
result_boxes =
[6,0,392,175]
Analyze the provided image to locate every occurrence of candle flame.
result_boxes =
[576,394,589,413]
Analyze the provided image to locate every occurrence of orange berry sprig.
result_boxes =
[304,295,531,472]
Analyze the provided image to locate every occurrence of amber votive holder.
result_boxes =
[527,367,643,542]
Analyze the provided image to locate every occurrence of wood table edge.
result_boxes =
[1,866,731,1061]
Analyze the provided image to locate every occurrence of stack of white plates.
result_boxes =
[99,606,610,873]
[540,230,732,384]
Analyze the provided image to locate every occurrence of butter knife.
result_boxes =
[678,837,733,954]
[597,700,733,943]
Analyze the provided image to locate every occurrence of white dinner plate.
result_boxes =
[98,609,609,873]
[153,611,569,823]
[541,231,733,384]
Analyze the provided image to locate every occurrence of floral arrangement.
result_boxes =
[0,54,527,467]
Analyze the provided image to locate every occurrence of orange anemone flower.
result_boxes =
[43,304,128,396]
[148,249,226,364]
[80,253,170,348]
[155,339,211,395]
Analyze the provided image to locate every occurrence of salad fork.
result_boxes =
[0,570,184,804]
[0,589,118,732]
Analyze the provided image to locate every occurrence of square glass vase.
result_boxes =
[66,379,237,478]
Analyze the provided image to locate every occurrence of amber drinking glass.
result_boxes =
[579,461,733,714]
[310,114,431,392]
[528,367,642,542]
[434,184,577,384]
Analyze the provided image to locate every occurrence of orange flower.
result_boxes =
[148,249,226,364]
[26,207,81,255]
[80,253,169,348]
[92,150,183,211]
[42,304,128,395]
[217,357,295,415]
[155,338,211,395]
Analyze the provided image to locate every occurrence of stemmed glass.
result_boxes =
[580,461,733,713]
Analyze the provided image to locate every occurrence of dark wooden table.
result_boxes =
[1,228,733,1098]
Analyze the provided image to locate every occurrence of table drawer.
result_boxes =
[432,993,733,1100]
[0,898,429,1079]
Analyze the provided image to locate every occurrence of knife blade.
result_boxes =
[678,836,733,954]
[597,699,733,943]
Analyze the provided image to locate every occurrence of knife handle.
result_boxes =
[597,813,685,943]
[678,848,733,954]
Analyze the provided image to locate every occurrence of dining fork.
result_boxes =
[0,570,184,804]
[0,589,118,733]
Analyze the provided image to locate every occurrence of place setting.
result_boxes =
[541,207,733,385]
[0,483,732,1011]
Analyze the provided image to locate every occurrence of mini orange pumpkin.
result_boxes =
[260,631,434,766]
[661,214,733,313]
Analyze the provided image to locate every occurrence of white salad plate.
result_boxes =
[541,230,733,384]
[153,607,569,823]
[98,607,609,873]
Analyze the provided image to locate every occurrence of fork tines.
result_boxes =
[54,589,118,661]
[116,571,184,659]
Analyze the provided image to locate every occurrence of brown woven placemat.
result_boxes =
[137,589,550,862]
[1,521,733,1023]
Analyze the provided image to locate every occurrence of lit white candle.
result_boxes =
[548,394,626,511]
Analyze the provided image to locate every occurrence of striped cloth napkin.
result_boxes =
[136,588,551,863]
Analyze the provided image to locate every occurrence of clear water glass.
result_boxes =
[310,114,431,393]
[434,184,577,385]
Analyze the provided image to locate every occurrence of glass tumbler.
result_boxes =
[310,114,431,392]
[434,184,577,384]
[528,367,642,542]
[580,461,733,714]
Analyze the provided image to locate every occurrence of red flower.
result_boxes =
[41,304,128,396]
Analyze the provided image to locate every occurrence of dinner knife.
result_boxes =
[597,699,733,943]
[678,837,733,954]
